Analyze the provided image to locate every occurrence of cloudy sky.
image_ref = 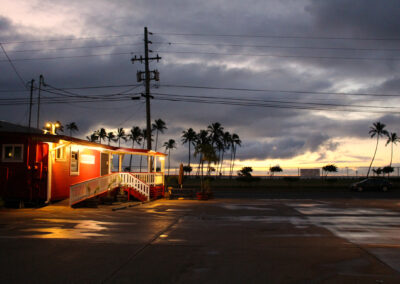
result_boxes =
[1,0,400,175]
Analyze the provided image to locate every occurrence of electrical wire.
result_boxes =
[156,50,400,62]
[1,34,142,45]
[154,41,400,52]
[154,32,400,41]
[0,43,28,89]
[161,84,400,97]
[0,51,137,62]
[151,92,398,110]
[153,96,400,114]
[9,43,143,53]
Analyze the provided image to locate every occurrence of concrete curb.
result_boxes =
[111,200,152,211]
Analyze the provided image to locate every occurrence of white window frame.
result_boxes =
[55,146,66,161]
[70,150,80,175]
[1,144,24,163]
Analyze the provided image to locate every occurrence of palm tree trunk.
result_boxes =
[367,136,380,178]
[129,141,134,172]
[390,143,393,167]
[168,149,171,175]
[229,146,235,178]
[197,154,202,176]
[155,131,159,150]
[220,151,225,176]
[140,143,145,172]
[232,147,237,177]
[188,143,191,166]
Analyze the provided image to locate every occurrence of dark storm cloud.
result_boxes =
[235,133,337,161]
[1,0,400,167]
[306,0,400,37]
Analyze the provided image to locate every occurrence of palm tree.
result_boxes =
[55,120,64,134]
[194,142,218,191]
[98,128,107,144]
[367,122,388,177]
[86,131,99,142]
[207,122,224,147]
[219,131,232,176]
[230,133,241,178]
[163,139,176,175]
[127,126,143,172]
[181,128,197,167]
[195,130,211,175]
[106,131,116,146]
[116,127,127,147]
[65,122,79,137]
[386,132,399,167]
[152,118,167,151]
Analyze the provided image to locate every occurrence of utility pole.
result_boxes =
[36,74,44,129]
[131,27,161,151]
[28,79,35,129]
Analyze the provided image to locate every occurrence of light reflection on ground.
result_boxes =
[20,219,115,239]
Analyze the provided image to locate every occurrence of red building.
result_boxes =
[0,121,166,206]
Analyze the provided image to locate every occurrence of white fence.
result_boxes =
[69,173,120,206]
[69,172,163,206]
[119,173,150,200]
[131,172,164,186]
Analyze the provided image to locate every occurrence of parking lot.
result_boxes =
[1,197,400,283]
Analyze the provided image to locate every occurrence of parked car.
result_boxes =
[350,178,392,192]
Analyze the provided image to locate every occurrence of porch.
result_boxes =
[69,171,165,206]
[69,148,167,207]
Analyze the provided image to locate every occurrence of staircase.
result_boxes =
[70,172,150,206]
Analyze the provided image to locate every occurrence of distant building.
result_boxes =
[300,169,320,178]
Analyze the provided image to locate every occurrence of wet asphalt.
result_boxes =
[1,195,400,283]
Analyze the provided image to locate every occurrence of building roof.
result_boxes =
[0,121,43,134]
[0,121,166,157]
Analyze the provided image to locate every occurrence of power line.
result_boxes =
[9,43,143,53]
[157,50,400,62]
[0,43,28,89]
[155,32,400,41]
[0,51,137,62]
[151,92,399,110]
[153,96,400,114]
[155,41,400,52]
[2,86,399,114]
[161,84,400,97]
[0,34,142,45]
[2,82,399,98]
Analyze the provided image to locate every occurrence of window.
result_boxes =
[2,144,24,162]
[70,150,79,175]
[56,147,65,161]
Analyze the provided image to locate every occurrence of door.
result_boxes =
[101,153,109,176]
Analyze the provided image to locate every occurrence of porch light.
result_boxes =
[159,157,165,161]
[43,122,61,135]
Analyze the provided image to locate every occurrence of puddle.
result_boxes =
[19,219,115,239]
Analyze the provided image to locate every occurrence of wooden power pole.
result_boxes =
[131,27,161,151]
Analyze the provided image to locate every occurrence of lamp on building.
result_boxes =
[43,122,61,135]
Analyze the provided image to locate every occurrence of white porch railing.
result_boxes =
[119,173,150,200]
[69,173,120,206]
[69,172,159,206]
[131,172,164,186]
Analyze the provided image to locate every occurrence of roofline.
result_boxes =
[0,131,167,156]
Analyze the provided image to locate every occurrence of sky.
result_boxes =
[1,0,400,175]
